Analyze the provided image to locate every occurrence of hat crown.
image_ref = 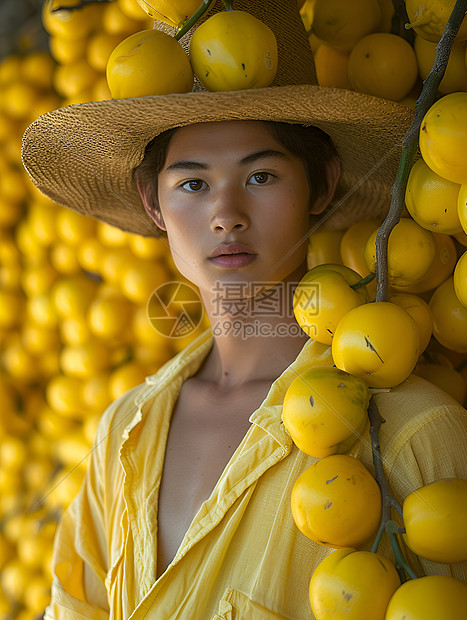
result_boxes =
[156,0,317,89]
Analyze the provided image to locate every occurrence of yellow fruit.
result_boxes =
[367,218,436,287]
[419,92,467,184]
[190,11,278,91]
[405,157,462,234]
[0,54,21,85]
[53,60,99,98]
[386,575,467,619]
[21,262,58,297]
[293,264,369,344]
[128,234,168,260]
[405,0,467,42]
[59,315,90,346]
[332,301,420,388]
[414,35,467,94]
[0,290,24,329]
[404,231,457,293]
[27,200,59,246]
[389,293,432,353]
[309,548,400,620]
[118,0,149,20]
[291,454,381,548]
[49,35,87,64]
[20,51,55,93]
[347,33,418,101]
[459,182,467,233]
[106,29,193,98]
[42,0,103,39]
[77,237,106,274]
[81,374,111,412]
[51,275,97,318]
[54,430,92,469]
[2,81,40,120]
[307,229,344,268]
[45,374,85,417]
[50,242,81,275]
[121,260,168,303]
[454,250,467,308]
[23,574,51,613]
[22,324,60,356]
[312,0,381,52]
[136,0,201,25]
[109,360,148,400]
[300,0,316,31]
[429,276,467,352]
[87,31,124,72]
[314,44,352,89]
[59,341,112,378]
[340,218,380,297]
[282,367,370,458]
[414,363,466,403]
[102,0,141,35]
[87,293,133,340]
[56,208,96,245]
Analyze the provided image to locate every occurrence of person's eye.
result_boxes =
[249,172,274,185]
[181,179,207,192]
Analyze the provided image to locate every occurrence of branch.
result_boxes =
[368,397,403,553]
[175,0,217,40]
[375,0,467,302]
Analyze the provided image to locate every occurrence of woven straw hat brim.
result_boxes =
[22,84,414,237]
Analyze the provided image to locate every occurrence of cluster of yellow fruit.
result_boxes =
[42,0,154,104]
[0,4,208,614]
[301,0,467,103]
[106,2,278,97]
[283,93,467,617]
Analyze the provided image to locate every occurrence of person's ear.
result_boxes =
[136,178,167,232]
[309,157,341,215]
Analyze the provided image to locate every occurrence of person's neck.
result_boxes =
[197,263,309,390]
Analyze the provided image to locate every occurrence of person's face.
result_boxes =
[145,121,328,297]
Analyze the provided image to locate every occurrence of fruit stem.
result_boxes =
[222,0,234,9]
[387,520,419,581]
[368,398,403,554]
[375,0,467,303]
[390,0,414,44]
[175,0,217,40]
[350,273,375,290]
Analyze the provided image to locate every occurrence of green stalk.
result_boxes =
[175,0,217,40]
[387,520,418,581]
[375,0,467,302]
[349,272,375,290]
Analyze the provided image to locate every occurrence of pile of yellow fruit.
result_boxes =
[0,0,466,617]
[301,0,467,104]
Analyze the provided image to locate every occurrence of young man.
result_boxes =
[21,1,467,618]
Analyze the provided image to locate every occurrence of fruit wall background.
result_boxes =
[0,1,466,618]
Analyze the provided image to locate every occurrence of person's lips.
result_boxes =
[209,242,256,258]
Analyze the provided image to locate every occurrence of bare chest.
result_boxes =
[156,379,271,578]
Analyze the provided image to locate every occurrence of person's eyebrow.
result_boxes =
[239,149,289,166]
[164,149,288,172]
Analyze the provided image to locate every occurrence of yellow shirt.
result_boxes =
[45,329,467,619]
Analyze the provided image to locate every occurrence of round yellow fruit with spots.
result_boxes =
[405,0,467,42]
[419,92,467,184]
[385,575,467,620]
[190,10,278,91]
[291,454,381,548]
[454,250,467,309]
[282,367,370,458]
[309,548,400,620]
[136,0,200,25]
[347,33,418,101]
[405,158,462,234]
[364,218,436,288]
[332,301,420,388]
[429,276,467,352]
[106,29,194,98]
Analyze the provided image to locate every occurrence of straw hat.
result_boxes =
[22,0,414,237]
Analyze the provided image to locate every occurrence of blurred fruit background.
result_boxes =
[0,0,466,617]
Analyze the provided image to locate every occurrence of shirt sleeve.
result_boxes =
[43,401,118,618]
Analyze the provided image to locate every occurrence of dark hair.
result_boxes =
[134,121,339,232]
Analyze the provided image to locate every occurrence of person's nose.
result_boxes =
[209,188,250,233]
